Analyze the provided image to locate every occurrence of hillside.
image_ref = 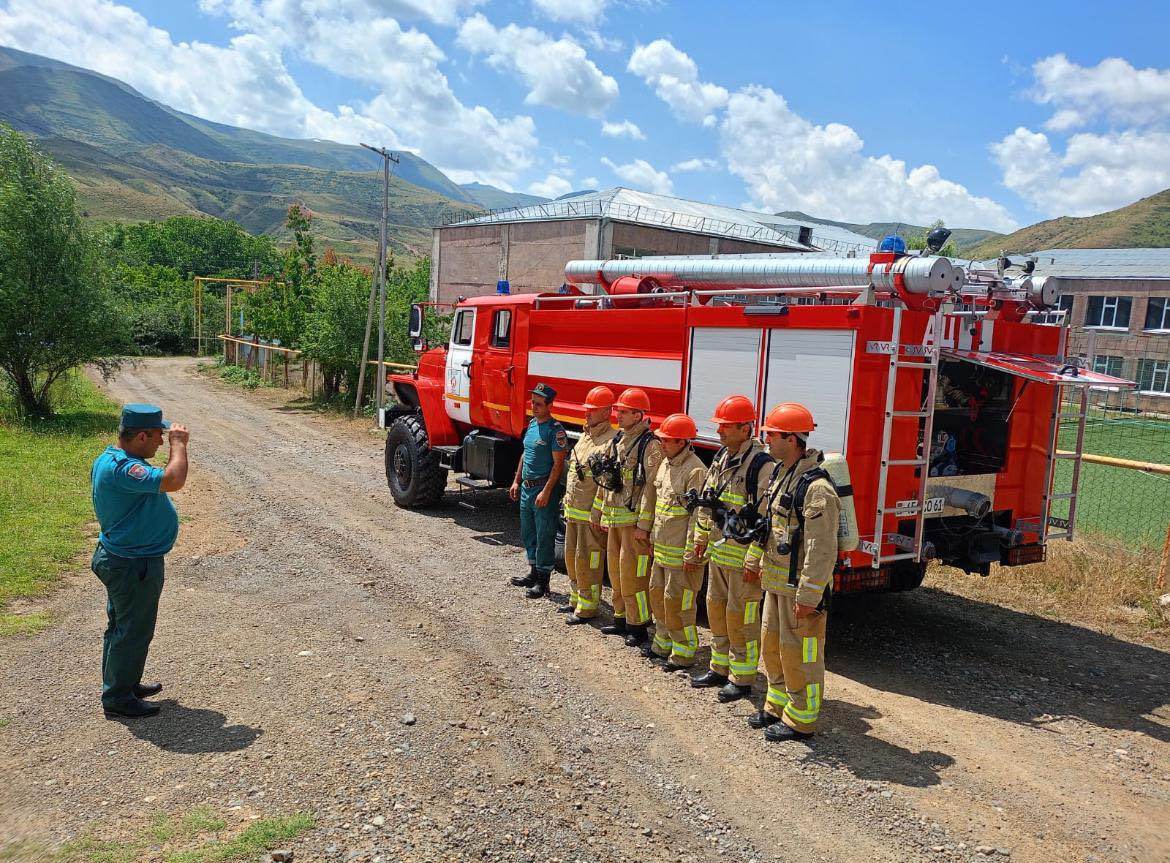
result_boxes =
[0,44,481,258]
[460,182,547,210]
[776,211,1003,254]
[964,189,1170,259]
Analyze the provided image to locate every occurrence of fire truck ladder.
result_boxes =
[1041,383,1089,541]
[868,305,944,569]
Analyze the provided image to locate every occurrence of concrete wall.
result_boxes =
[433,224,503,304]
[504,220,590,295]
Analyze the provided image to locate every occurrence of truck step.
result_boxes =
[456,477,496,491]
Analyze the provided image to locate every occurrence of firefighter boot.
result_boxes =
[565,613,592,625]
[690,670,728,689]
[525,570,551,599]
[624,624,649,648]
[765,722,814,742]
[748,709,782,729]
[511,566,538,588]
[717,681,753,703]
[599,618,627,636]
[556,601,574,613]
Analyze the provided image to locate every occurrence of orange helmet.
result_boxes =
[582,385,615,410]
[760,402,816,435]
[654,413,698,441]
[710,394,756,425]
[614,387,651,412]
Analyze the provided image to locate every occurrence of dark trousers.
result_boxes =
[91,544,165,708]
[519,482,563,574]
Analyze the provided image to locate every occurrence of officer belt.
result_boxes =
[522,475,550,488]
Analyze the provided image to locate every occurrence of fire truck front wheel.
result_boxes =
[385,415,447,507]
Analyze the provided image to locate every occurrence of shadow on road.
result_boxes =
[109,700,263,753]
[829,589,1170,742]
[803,702,955,787]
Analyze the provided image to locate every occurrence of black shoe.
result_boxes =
[103,697,161,718]
[511,567,537,588]
[133,682,163,698]
[525,571,551,599]
[556,602,574,613]
[565,613,593,626]
[764,722,814,742]
[599,619,627,636]
[638,641,656,658]
[717,682,753,703]
[624,625,648,648]
[663,660,691,672]
[747,709,782,729]
[689,670,728,689]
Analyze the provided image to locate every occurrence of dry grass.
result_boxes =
[928,534,1168,648]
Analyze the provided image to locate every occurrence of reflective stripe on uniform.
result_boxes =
[766,685,790,708]
[802,635,818,664]
[564,505,593,522]
[710,542,749,567]
[718,491,746,506]
[600,504,637,527]
[783,683,822,726]
[636,555,649,579]
[653,631,672,651]
[710,648,728,667]
[634,590,649,621]
[589,550,601,569]
[680,588,695,611]
[569,589,579,605]
[744,600,760,625]
[577,584,601,611]
[654,544,684,567]
[673,625,698,659]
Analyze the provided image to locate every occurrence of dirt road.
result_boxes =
[2,357,1167,863]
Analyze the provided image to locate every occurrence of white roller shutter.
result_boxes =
[762,329,855,454]
[686,328,762,444]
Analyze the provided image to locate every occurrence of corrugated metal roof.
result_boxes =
[448,187,876,257]
[975,248,1170,278]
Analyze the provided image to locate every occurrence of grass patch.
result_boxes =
[41,810,314,863]
[0,372,121,635]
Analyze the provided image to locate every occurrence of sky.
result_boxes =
[1,0,1169,233]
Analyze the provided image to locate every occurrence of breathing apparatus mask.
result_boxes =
[720,503,770,546]
[587,451,623,492]
[683,488,728,529]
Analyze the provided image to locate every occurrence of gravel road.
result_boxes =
[1,357,1167,863]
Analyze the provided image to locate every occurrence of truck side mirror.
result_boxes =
[409,303,427,352]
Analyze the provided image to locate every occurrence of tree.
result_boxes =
[299,260,371,400]
[0,126,129,417]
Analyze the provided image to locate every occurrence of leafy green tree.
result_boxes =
[0,126,130,418]
[300,260,371,400]
[105,216,281,279]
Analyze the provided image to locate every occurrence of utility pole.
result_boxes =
[354,144,399,418]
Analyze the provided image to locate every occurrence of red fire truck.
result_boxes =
[383,249,1133,592]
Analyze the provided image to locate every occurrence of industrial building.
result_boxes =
[429,187,876,305]
[1022,248,1170,414]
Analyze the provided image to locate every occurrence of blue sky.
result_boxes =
[2,0,1168,232]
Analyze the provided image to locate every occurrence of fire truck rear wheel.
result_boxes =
[890,560,927,592]
[385,415,447,507]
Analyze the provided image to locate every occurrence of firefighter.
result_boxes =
[688,395,773,703]
[508,382,568,599]
[640,413,707,669]
[590,387,664,648]
[563,386,618,624]
[744,403,840,741]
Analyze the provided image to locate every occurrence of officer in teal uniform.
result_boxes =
[90,404,189,718]
[509,382,568,599]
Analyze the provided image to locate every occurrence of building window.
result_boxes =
[1091,355,1123,377]
[1145,297,1170,332]
[452,309,474,346]
[1137,358,1170,395]
[1085,295,1131,329]
[1032,294,1073,326]
[490,309,511,348]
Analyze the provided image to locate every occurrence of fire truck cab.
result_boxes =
[384,251,1134,594]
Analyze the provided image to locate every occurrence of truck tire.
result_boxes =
[385,415,447,508]
[890,560,927,592]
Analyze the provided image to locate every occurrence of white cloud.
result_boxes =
[582,176,599,188]
[456,13,618,117]
[992,126,1170,217]
[601,156,672,195]
[600,119,645,140]
[627,38,728,124]
[0,0,539,185]
[671,157,718,172]
[201,0,483,28]
[721,86,1018,231]
[529,173,574,198]
[532,0,609,24]
[1032,53,1170,130]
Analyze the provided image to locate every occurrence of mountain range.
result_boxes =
[1,44,1165,263]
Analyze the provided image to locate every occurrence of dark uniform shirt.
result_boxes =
[522,417,568,480]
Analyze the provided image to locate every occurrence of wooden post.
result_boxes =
[1158,521,1169,591]
[284,354,290,387]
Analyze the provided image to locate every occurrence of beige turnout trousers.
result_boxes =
[761,590,827,732]
[565,520,606,618]
[705,562,762,684]
[648,562,704,664]
[608,525,651,625]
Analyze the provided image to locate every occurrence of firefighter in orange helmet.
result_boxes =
[563,386,618,624]
[640,413,707,668]
[590,387,664,648]
[744,403,839,741]
[688,395,774,703]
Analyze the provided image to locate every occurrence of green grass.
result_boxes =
[0,372,121,635]
[1055,411,1170,546]
[41,810,315,863]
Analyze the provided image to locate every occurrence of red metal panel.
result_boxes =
[942,349,1136,387]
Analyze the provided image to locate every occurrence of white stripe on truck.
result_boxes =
[527,351,681,390]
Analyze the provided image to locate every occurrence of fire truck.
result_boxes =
[382,246,1133,593]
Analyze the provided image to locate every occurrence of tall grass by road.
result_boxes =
[0,372,120,635]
